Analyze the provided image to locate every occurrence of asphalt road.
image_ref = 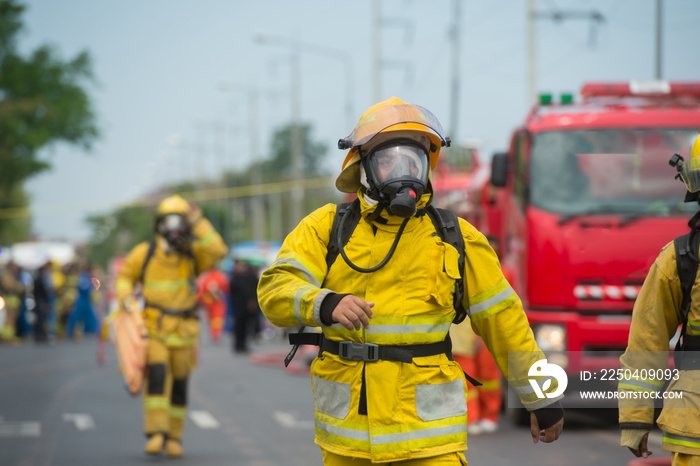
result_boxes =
[0,335,670,466]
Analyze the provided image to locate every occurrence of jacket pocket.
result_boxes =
[424,240,462,307]
[312,375,351,419]
[415,378,467,422]
[657,371,700,435]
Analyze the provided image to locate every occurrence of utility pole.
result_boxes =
[373,0,382,102]
[655,0,663,79]
[449,0,461,142]
[527,1,605,106]
[372,0,414,104]
[528,0,537,107]
[290,38,304,231]
[249,90,265,239]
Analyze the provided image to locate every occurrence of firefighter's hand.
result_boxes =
[331,295,374,330]
[530,412,564,444]
[121,296,138,312]
[186,202,202,224]
[628,432,652,458]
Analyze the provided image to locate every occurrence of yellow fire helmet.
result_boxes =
[677,134,700,193]
[157,194,190,216]
[335,96,450,193]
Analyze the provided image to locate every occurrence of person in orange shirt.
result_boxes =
[196,264,230,343]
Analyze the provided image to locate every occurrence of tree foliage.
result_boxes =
[86,122,337,266]
[0,0,98,242]
[263,123,329,178]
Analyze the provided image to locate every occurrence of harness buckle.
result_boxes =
[338,341,379,362]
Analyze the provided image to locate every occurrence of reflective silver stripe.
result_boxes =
[469,286,515,315]
[294,286,316,324]
[273,258,321,287]
[512,377,552,395]
[372,422,467,445]
[315,419,370,441]
[619,379,663,392]
[367,323,452,336]
[689,321,700,333]
[663,432,700,448]
[524,394,564,410]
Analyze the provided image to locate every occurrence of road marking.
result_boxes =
[190,410,220,429]
[272,411,314,429]
[0,421,41,437]
[62,414,96,431]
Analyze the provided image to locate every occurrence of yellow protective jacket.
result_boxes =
[258,194,555,462]
[116,217,227,346]
[619,240,700,455]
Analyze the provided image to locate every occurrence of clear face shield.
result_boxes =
[678,158,700,193]
[156,213,191,251]
[364,141,430,217]
[367,143,429,185]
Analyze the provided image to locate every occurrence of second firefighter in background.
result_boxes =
[116,195,227,457]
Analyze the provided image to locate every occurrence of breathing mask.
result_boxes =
[156,213,192,253]
[362,140,430,218]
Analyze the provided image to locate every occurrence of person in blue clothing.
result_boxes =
[66,262,99,339]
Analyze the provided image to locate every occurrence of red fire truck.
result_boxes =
[486,81,700,408]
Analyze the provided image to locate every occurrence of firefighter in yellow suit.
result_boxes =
[258,97,564,465]
[619,134,700,466]
[116,195,227,457]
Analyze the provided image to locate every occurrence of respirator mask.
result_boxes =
[363,140,430,218]
[156,213,192,253]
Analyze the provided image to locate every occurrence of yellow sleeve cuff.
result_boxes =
[620,429,649,449]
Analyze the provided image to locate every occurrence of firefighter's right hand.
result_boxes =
[331,295,374,330]
[628,432,652,459]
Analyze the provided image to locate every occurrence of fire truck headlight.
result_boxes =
[534,324,566,352]
[0,295,5,310]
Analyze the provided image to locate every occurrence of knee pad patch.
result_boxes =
[147,363,167,395]
[171,378,188,406]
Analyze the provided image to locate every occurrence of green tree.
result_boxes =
[0,0,98,242]
[263,123,328,178]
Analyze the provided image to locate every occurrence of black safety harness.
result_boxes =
[673,211,700,370]
[286,199,481,409]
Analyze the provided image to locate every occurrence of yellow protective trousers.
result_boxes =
[143,338,195,440]
[672,452,700,466]
[322,449,467,465]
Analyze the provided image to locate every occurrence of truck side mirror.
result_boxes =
[491,152,508,187]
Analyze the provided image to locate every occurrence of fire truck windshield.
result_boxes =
[530,129,700,218]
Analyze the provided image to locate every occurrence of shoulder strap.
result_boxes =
[674,232,699,326]
[139,240,157,284]
[674,231,700,364]
[426,206,468,324]
[325,199,362,272]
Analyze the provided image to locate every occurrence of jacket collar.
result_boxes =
[356,191,433,227]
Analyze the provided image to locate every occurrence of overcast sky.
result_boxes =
[17,0,700,243]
